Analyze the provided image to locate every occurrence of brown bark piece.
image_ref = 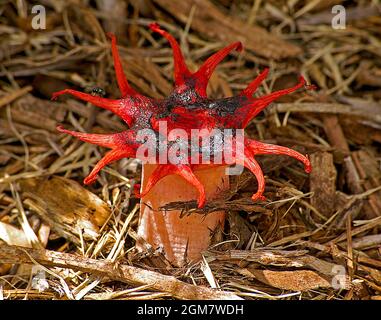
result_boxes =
[352,149,381,217]
[322,115,377,218]
[20,176,111,245]
[323,114,349,158]
[96,0,128,42]
[310,152,337,218]
[244,268,331,291]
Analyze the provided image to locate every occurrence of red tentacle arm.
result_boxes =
[140,164,206,208]
[149,23,191,86]
[246,138,311,173]
[149,23,242,96]
[240,68,269,97]
[239,76,307,128]
[57,126,139,184]
[56,126,137,149]
[193,42,243,97]
[107,33,138,98]
[255,76,306,106]
[234,147,266,201]
[84,148,136,185]
[51,89,142,126]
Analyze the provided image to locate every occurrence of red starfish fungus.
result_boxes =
[52,23,312,265]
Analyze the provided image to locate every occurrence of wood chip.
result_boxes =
[240,268,331,291]
[20,176,111,245]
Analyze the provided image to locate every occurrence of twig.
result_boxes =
[0,244,241,300]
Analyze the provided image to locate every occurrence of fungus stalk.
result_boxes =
[137,164,228,264]
[52,23,312,266]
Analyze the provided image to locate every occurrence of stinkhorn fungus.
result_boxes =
[52,23,312,266]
